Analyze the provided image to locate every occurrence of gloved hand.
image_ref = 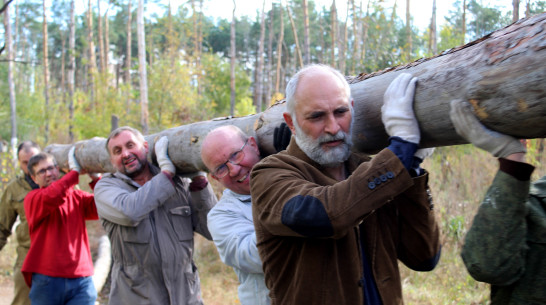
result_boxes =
[410,148,435,177]
[68,146,81,173]
[415,148,435,161]
[155,136,176,174]
[274,122,292,152]
[381,73,420,144]
[449,99,525,158]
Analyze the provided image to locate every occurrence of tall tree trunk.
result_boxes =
[87,0,97,107]
[104,2,110,72]
[42,0,50,143]
[60,33,66,103]
[47,13,546,173]
[339,1,349,74]
[513,0,519,23]
[429,0,437,55]
[287,6,303,68]
[4,1,17,159]
[525,0,530,18]
[275,2,284,93]
[137,0,148,134]
[406,0,412,59]
[68,0,76,142]
[98,0,105,73]
[350,0,358,74]
[254,0,266,113]
[265,7,274,105]
[302,0,310,64]
[462,0,467,44]
[197,0,203,95]
[330,0,337,67]
[125,0,132,84]
[230,0,236,116]
[359,0,370,67]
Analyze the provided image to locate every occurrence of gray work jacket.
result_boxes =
[94,165,216,305]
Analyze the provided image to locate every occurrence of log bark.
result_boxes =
[46,13,546,174]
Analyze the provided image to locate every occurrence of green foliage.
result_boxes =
[148,58,205,130]
[199,53,253,117]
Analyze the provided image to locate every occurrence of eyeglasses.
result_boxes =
[36,165,57,176]
[212,139,248,179]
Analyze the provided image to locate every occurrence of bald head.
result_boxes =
[201,125,261,195]
[201,126,248,171]
[285,64,352,118]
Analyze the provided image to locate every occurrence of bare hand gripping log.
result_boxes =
[46,12,546,174]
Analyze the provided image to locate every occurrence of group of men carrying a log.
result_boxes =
[0,64,544,305]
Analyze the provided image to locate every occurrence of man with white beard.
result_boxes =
[250,64,441,305]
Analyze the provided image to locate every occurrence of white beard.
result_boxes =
[293,119,353,168]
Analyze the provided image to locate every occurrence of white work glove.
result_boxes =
[155,136,176,174]
[382,73,420,144]
[415,148,435,161]
[68,146,81,173]
[449,99,525,158]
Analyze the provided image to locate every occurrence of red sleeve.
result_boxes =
[76,190,99,221]
[24,171,80,231]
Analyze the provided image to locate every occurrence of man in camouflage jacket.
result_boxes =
[451,100,546,304]
[0,141,40,305]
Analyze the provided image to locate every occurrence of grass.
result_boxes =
[0,141,544,304]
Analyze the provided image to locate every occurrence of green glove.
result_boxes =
[449,99,525,158]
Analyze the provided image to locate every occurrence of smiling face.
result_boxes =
[201,127,261,195]
[107,130,149,178]
[283,68,354,167]
[31,157,59,188]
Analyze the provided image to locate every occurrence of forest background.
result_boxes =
[0,0,545,304]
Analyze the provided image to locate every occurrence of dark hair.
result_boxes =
[17,141,40,158]
[28,152,56,176]
[105,126,146,155]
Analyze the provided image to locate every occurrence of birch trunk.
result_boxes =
[46,13,546,174]
[137,0,148,134]
[68,0,76,142]
[4,1,17,160]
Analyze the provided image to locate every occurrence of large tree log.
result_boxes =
[46,12,546,174]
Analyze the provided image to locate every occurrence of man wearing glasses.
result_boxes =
[200,124,291,305]
[21,149,100,305]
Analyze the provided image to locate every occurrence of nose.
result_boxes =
[324,113,341,135]
[121,148,130,158]
[226,162,240,177]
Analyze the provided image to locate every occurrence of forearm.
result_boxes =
[461,163,534,285]
[251,149,413,239]
[94,173,175,226]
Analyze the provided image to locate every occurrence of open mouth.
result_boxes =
[237,172,249,183]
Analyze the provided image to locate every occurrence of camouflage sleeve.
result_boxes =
[461,170,531,285]
[0,185,16,250]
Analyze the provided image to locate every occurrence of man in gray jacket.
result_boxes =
[94,126,217,305]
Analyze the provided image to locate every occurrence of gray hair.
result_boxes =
[105,126,146,155]
[285,64,352,117]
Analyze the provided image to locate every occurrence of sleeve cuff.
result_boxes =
[498,158,535,181]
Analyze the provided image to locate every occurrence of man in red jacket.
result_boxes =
[22,148,99,305]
